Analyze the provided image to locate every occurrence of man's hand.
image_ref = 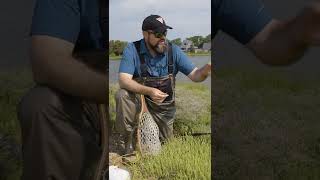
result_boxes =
[187,63,211,82]
[148,88,168,103]
[247,2,320,66]
[119,73,169,103]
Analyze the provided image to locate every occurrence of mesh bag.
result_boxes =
[136,95,161,155]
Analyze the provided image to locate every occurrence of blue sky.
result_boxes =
[109,0,211,42]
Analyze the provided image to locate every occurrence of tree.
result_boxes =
[204,34,211,43]
[109,40,115,55]
[170,38,182,46]
[187,36,205,48]
[109,40,128,56]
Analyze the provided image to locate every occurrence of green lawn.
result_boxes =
[109,55,122,60]
[186,52,211,56]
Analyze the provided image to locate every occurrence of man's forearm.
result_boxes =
[248,18,309,66]
[189,64,211,82]
[246,1,320,66]
[32,55,107,104]
[119,77,152,95]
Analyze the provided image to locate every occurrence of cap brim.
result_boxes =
[154,25,173,33]
[166,25,173,29]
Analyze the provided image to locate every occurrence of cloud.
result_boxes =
[110,0,211,42]
[111,0,210,12]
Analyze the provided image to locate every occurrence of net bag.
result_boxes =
[136,95,161,155]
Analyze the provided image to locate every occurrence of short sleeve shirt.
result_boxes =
[30,0,106,52]
[119,39,196,78]
[212,0,272,44]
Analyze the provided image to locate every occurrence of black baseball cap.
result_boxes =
[142,15,173,33]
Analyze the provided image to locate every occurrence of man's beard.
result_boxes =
[149,40,167,54]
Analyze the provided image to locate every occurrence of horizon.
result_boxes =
[109,33,211,42]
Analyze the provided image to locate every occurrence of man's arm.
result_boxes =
[172,44,211,82]
[187,63,211,82]
[119,73,168,103]
[31,35,107,103]
[247,3,320,65]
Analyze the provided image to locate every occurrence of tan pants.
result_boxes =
[115,89,175,141]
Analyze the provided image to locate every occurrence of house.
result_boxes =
[202,42,211,52]
[180,39,193,52]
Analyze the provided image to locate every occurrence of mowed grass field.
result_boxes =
[213,66,320,179]
[109,83,212,179]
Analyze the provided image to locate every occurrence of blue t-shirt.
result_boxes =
[212,0,272,44]
[119,39,196,78]
[30,0,106,52]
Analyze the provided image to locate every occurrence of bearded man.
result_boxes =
[114,14,211,154]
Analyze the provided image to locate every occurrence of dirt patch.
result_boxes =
[108,133,125,165]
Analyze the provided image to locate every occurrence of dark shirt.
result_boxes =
[30,0,106,52]
[212,0,272,44]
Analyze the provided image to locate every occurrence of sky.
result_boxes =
[109,0,211,42]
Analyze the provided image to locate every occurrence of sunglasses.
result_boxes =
[147,31,167,38]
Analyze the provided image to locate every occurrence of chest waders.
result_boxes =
[133,40,177,144]
[95,0,108,179]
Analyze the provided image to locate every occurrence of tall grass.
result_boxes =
[129,136,211,180]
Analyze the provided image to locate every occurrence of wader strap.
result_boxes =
[167,42,174,75]
[133,40,149,77]
[99,0,107,49]
[133,40,174,78]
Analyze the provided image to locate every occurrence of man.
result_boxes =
[17,0,107,179]
[115,15,211,154]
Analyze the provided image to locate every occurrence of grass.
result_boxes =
[174,83,211,135]
[109,82,211,179]
[129,136,211,180]
[0,67,211,180]
[213,66,320,179]
[186,52,211,56]
[0,68,34,180]
[5,64,320,179]
[109,55,122,60]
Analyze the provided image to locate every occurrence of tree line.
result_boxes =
[171,34,211,48]
[109,34,211,56]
